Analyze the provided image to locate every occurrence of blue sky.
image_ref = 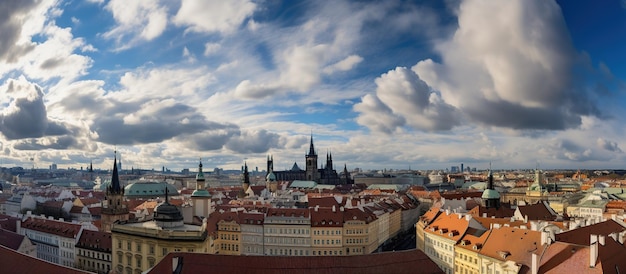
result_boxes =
[0,0,625,172]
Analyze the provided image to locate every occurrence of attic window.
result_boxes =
[497,251,511,259]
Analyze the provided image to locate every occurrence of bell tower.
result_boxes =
[191,159,211,218]
[305,134,319,182]
[101,151,129,232]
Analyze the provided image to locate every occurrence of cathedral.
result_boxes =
[266,135,352,185]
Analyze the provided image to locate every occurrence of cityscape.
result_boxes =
[2,0,626,273]
[2,137,626,273]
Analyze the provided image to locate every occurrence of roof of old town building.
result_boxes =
[0,228,28,251]
[555,219,626,246]
[479,227,546,272]
[516,201,559,221]
[21,217,82,239]
[311,207,343,227]
[424,211,472,242]
[76,229,112,253]
[0,245,91,274]
[148,249,444,274]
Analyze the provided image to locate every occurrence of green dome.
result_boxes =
[191,189,211,198]
[482,189,500,199]
[124,182,178,197]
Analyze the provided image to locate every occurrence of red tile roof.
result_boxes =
[148,249,444,274]
[266,208,309,218]
[0,228,27,250]
[76,230,112,253]
[517,202,557,221]
[0,214,20,232]
[555,219,626,246]
[21,217,82,239]
[479,227,545,271]
[311,207,343,227]
[0,244,91,274]
[308,196,343,208]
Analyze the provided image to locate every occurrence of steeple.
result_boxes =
[308,134,316,156]
[305,134,319,182]
[196,159,205,182]
[109,151,122,194]
[101,150,129,232]
[343,164,351,185]
[242,162,250,186]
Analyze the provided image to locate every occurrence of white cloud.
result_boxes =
[323,55,363,74]
[203,42,221,56]
[410,0,599,131]
[173,0,257,34]
[103,0,168,49]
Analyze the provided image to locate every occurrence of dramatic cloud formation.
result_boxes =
[0,0,623,170]
[0,0,39,63]
[0,77,69,140]
[355,67,461,132]
[357,0,605,134]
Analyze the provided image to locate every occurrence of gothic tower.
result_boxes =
[101,152,129,232]
[241,162,254,198]
[191,160,211,218]
[305,135,319,182]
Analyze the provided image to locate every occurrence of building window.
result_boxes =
[136,258,141,268]
[149,245,154,255]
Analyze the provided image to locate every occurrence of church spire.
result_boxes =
[109,151,122,194]
[196,158,205,182]
[308,134,316,156]
[243,162,250,185]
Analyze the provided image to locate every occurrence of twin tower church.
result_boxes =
[266,135,353,185]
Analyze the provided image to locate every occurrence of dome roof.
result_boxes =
[191,189,211,198]
[124,182,178,197]
[482,189,501,199]
[154,202,183,222]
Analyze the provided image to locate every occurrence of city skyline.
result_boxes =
[1,0,625,172]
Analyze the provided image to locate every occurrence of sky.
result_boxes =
[1,0,626,173]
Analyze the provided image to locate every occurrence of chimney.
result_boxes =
[590,234,598,268]
[465,214,472,221]
[445,209,450,215]
[532,253,539,274]
[15,220,21,234]
[524,215,528,223]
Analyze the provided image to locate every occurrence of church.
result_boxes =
[266,135,352,185]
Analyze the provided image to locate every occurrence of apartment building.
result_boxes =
[311,206,343,256]
[19,216,84,268]
[263,208,311,256]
